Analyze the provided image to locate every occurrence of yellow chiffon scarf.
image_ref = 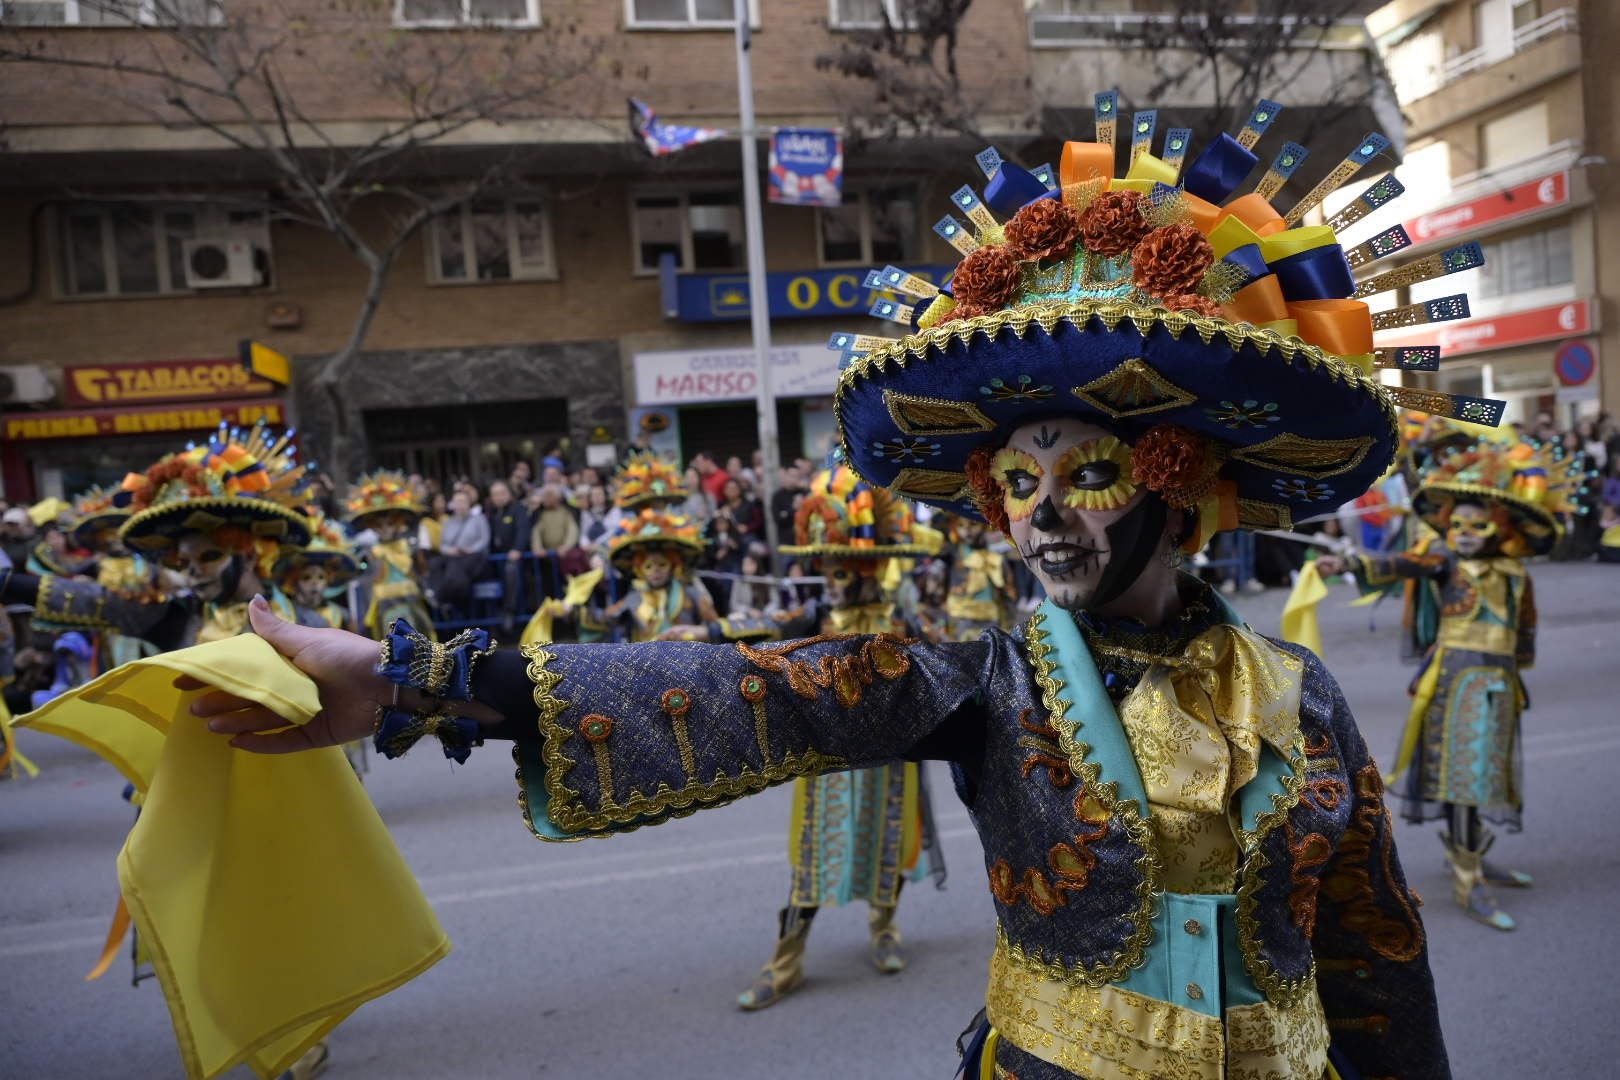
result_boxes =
[16,634,449,1079]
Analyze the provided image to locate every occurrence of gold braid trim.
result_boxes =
[1012,610,1162,988]
[33,574,112,629]
[1234,730,1316,1008]
[517,642,847,837]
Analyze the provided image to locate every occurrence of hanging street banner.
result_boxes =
[628,98,729,157]
[768,128,843,207]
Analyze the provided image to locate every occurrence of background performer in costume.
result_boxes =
[682,463,946,1010]
[346,471,433,640]
[1319,437,1581,930]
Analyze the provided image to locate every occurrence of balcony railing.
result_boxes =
[1444,7,1579,81]
[1027,6,1371,50]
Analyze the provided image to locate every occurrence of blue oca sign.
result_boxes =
[660,257,956,323]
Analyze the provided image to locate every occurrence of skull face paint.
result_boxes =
[293,563,332,607]
[634,551,676,590]
[823,558,881,608]
[371,512,414,542]
[999,419,1170,613]
[168,533,238,602]
[1446,502,1499,557]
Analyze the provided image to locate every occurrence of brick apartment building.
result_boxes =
[1356,0,1616,426]
[1,0,1390,500]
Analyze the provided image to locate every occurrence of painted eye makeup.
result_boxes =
[992,448,1043,521]
[1058,437,1137,512]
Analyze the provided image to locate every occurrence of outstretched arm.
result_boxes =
[1,567,192,652]
[196,598,993,841]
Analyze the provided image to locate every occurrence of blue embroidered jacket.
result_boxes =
[480,592,1447,1080]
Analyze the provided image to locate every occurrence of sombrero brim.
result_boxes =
[274,548,362,585]
[607,534,707,565]
[349,505,424,528]
[835,301,1399,532]
[1413,482,1562,555]
[69,509,129,545]
[778,543,935,559]
[120,498,313,550]
[617,492,692,511]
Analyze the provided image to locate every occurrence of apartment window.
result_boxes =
[830,0,917,29]
[1473,225,1572,299]
[1480,101,1549,171]
[395,0,536,26]
[1511,0,1541,31]
[626,0,757,28]
[818,187,919,265]
[1,0,219,24]
[56,203,269,298]
[1384,29,1443,103]
[631,191,743,274]
[429,198,555,283]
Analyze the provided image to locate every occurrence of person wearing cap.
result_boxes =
[1318,437,1582,932]
[186,107,1465,1079]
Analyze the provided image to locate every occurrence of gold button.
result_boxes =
[1183,919,1202,936]
[1185,983,1204,1001]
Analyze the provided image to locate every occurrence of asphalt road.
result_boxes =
[3,561,1617,1078]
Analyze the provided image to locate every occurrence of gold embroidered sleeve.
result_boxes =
[512,634,992,841]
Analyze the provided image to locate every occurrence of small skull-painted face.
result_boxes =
[293,563,331,606]
[823,558,881,608]
[957,518,989,548]
[88,525,122,555]
[635,550,676,589]
[1446,502,1499,557]
[999,418,1155,612]
[166,533,236,602]
[372,511,413,542]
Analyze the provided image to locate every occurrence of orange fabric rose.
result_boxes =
[1077,190,1150,258]
[1159,293,1222,318]
[1130,424,1220,510]
[951,245,1023,311]
[1004,198,1081,263]
[1132,223,1214,299]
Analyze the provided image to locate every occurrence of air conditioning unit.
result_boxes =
[0,365,55,404]
[183,235,259,289]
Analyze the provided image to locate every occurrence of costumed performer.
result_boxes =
[1317,437,1581,931]
[937,510,1020,640]
[681,463,947,1010]
[272,513,362,631]
[345,471,433,640]
[185,95,1487,1079]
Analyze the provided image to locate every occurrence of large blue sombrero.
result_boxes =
[833,94,1507,535]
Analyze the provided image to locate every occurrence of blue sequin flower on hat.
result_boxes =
[1272,478,1335,501]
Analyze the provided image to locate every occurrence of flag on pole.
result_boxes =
[768,128,843,206]
[628,98,729,157]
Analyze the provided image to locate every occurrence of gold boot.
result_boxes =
[1479,826,1532,887]
[737,907,812,1010]
[868,903,906,974]
[1442,833,1514,931]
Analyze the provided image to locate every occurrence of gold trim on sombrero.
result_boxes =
[1235,498,1293,531]
[889,467,972,501]
[778,542,935,559]
[1070,357,1198,419]
[883,391,997,437]
[1228,432,1375,479]
[121,497,313,549]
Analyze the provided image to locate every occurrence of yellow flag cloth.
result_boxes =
[521,567,605,646]
[0,690,41,778]
[1280,561,1329,658]
[15,635,450,1080]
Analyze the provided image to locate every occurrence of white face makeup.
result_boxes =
[1446,502,1497,557]
[294,563,331,606]
[999,418,1159,613]
[170,533,234,602]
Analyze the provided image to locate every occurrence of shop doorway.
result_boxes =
[365,397,570,491]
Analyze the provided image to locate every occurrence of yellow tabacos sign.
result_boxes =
[5,401,285,442]
[67,359,275,406]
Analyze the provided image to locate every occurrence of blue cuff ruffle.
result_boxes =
[376,619,493,702]
[374,706,483,764]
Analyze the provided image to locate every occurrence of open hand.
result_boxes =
[184,595,390,753]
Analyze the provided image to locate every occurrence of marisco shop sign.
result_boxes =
[4,399,285,442]
[65,357,277,407]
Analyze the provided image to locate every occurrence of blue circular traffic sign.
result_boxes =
[1555,340,1595,386]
